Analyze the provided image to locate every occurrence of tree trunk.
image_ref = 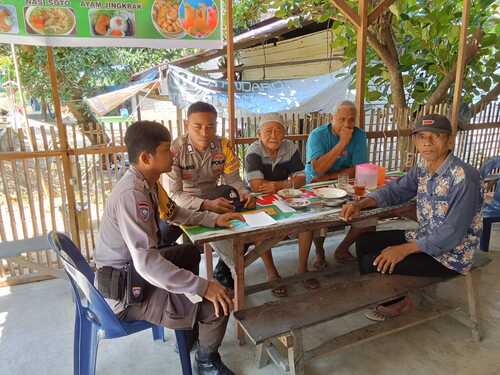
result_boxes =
[66,99,110,145]
[40,96,48,121]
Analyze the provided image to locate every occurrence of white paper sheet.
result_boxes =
[242,212,277,228]
[273,197,296,213]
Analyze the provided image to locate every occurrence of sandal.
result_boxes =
[334,249,357,263]
[311,257,329,271]
[302,278,320,290]
[365,296,414,322]
[271,285,288,298]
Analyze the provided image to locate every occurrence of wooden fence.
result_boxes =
[0,102,499,285]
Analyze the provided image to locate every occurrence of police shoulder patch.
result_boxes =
[137,201,152,222]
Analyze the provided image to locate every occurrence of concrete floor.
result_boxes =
[1,221,499,375]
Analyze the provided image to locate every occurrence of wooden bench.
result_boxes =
[234,253,491,375]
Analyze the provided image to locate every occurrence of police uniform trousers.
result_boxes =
[118,244,228,353]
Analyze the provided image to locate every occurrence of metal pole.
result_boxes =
[226,0,236,143]
[450,0,471,136]
[47,47,80,246]
[10,44,31,137]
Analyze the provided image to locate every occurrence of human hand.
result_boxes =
[240,190,257,208]
[204,280,234,317]
[339,127,354,146]
[215,212,245,228]
[341,202,361,221]
[373,245,409,274]
[202,197,235,213]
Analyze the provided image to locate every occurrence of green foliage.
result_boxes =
[0,45,182,118]
[233,0,499,109]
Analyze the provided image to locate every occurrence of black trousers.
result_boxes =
[355,230,459,277]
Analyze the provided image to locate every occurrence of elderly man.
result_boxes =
[305,100,369,267]
[245,113,319,297]
[342,114,482,321]
[95,121,243,374]
[168,101,256,289]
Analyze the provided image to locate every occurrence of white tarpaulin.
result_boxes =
[85,80,155,116]
[161,65,353,115]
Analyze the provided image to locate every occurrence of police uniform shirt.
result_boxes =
[168,135,247,210]
[95,166,217,313]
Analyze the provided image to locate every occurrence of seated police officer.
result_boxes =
[94,121,243,375]
[168,102,256,288]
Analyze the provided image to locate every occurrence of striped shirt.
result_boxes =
[245,139,305,184]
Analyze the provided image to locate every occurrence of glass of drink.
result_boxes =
[353,183,366,199]
[337,173,349,188]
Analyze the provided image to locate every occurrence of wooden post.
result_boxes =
[226,0,236,143]
[47,47,80,246]
[450,0,471,136]
[355,0,368,129]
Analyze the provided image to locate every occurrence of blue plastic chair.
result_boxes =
[480,158,500,251]
[47,231,193,375]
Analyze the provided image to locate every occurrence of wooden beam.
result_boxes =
[226,0,236,143]
[47,47,80,247]
[368,0,396,25]
[331,0,360,28]
[451,0,471,135]
[355,0,368,129]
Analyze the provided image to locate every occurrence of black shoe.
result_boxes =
[195,351,235,375]
[213,260,234,289]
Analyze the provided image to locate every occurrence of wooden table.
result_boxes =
[183,200,416,344]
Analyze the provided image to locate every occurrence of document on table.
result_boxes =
[242,211,277,228]
[273,196,296,213]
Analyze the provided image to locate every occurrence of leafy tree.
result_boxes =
[0,45,181,144]
[233,0,499,115]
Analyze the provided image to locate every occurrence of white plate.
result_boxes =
[323,198,347,207]
[314,187,347,199]
[286,198,311,209]
[277,188,302,199]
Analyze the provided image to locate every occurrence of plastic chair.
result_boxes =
[480,158,500,251]
[48,231,193,375]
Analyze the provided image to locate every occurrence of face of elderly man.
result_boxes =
[332,104,356,135]
[259,121,286,153]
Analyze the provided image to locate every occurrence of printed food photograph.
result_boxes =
[25,6,76,36]
[179,0,218,38]
[89,10,135,37]
[152,0,184,38]
[0,4,18,34]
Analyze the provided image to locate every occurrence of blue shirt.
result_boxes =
[305,123,368,183]
[369,154,483,274]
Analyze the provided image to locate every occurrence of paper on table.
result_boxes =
[273,197,296,213]
[242,211,277,227]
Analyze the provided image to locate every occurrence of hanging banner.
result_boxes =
[162,65,353,115]
[0,0,222,49]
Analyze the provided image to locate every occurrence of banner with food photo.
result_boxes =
[0,0,222,49]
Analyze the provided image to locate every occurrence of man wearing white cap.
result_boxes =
[245,113,319,297]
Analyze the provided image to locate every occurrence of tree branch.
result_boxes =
[470,83,500,116]
[427,27,484,105]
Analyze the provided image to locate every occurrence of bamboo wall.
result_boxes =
[0,103,498,285]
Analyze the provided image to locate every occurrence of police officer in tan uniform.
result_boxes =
[95,120,242,375]
[168,102,256,288]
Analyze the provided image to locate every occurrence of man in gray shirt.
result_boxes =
[95,121,243,375]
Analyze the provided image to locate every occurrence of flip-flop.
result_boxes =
[303,278,320,290]
[311,258,329,271]
[365,296,414,321]
[271,285,288,298]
